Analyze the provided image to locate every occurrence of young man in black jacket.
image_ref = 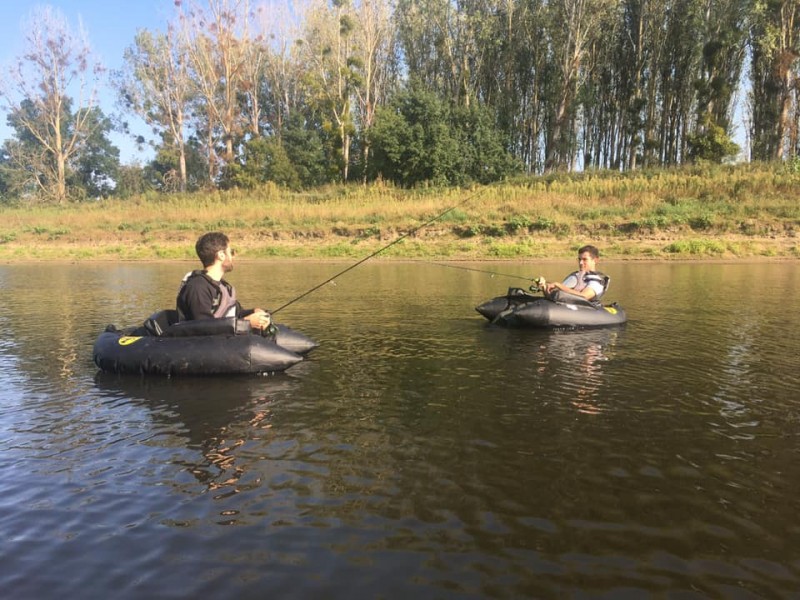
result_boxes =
[176,231,271,331]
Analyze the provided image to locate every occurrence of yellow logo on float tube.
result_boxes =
[118,336,142,346]
[604,307,618,315]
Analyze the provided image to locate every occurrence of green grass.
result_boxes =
[1,162,799,260]
[663,239,729,255]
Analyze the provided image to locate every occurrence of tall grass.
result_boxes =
[2,163,798,260]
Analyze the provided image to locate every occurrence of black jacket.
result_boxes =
[176,270,255,321]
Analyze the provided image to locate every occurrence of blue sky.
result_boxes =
[0,1,176,164]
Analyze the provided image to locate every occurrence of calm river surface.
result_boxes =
[1,260,799,598]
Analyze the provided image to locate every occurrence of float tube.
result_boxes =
[93,309,318,376]
[476,287,627,329]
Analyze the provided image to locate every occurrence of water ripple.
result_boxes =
[2,262,800,597]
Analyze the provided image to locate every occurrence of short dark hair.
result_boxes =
[196,231,229,267]
[578,244,600,259]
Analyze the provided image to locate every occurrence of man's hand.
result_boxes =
[247,309,272,330]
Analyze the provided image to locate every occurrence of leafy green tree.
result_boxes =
[117,27,196,192]
[68,108,119,198]
[369,87,517,186]
[395,0,484,107]
[148,137,208,192]
[5,99,119,201]
[0,7,105,203]
[452,103,521,183]
[351,0,397,181]
[221,136,300,189]
[369,88,460,186]
[282,113,333,187]
[0,144,28,203]
[299,0,361,181]
[114,163,153,199]
[179,0,253,171]
[687,116,741,162]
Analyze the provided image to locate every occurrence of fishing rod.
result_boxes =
[271,188,487,315]
[430,261,535,283]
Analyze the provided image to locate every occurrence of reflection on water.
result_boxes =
[93,373,306,496]
[544,329,618,415]
[1,261,799,598]
[480,326,621,415]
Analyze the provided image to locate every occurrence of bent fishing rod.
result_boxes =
[271,188,486,315]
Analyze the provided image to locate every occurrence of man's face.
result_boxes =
[578,251,596,272]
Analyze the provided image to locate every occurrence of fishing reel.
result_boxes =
[529,276,546,293]
[259,321,279,338]
[257,311,278,338]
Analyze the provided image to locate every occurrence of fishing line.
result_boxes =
[271,187,486,315]
[430,261,534,282]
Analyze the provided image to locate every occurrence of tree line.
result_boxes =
[0,0,798,203]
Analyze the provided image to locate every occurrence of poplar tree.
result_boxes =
[749,0,800,160]
[352,0,397,181]
[179,0,253,179]
[258,0,304,139]
[117,26,196,192]
[300,0,359,181]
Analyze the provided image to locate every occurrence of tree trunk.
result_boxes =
[342,123,350,182]
[56,153,67,204]
[777,59,795,160]
[54,107,67,203]
[179,143,188,193]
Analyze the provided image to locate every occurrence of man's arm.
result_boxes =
[547,281,596,300]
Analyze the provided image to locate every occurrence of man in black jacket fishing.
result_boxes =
[177,231,272,331]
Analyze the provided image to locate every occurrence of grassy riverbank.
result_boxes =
[2,163,799,261]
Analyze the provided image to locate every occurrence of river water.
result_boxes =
[1,260,798,598]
